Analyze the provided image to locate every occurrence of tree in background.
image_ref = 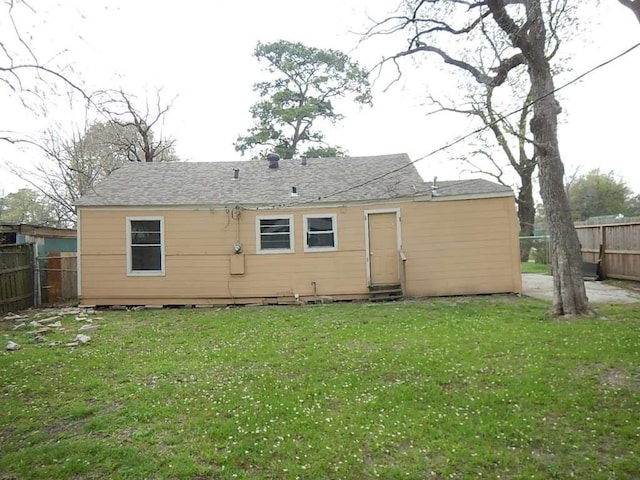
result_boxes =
[429,82,539,261]
[0,189,59,226]
[0,0,91,145]
[625,194,640,216]
[235,40,372,160]
[8,114,179,226]
[1,3,178,226]
[365,0,588,315]
[566,170,636,220]
[100,89,178,163]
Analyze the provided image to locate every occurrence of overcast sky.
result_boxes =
[1,1,639,195]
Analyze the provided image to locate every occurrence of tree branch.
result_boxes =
[619,0,640,23]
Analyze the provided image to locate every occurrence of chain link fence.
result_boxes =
[520,235,551,272]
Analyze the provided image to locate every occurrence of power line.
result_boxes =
[282,41,640,207]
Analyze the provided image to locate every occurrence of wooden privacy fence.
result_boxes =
[576,220,640,281]
[0,244,34,315]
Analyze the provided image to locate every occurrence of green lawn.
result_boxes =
[521,262,550,274]
[1,298,639,479]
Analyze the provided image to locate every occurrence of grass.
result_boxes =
[521,262,550,274]
[1,298,639,479]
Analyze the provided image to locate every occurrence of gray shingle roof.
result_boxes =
[75,153,513,207]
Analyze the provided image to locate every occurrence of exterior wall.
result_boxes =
[78,196,521,305]
[401,197,522,297]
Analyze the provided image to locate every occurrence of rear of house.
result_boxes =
[76,154,521,306]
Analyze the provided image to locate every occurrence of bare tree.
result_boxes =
[100,89,178,163]
[0,0,92,145]
[429,82,538,261]
[7,111,179,226]
[366,0,589,315]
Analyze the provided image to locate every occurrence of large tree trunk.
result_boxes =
[517,173,536,261]
[487,0,589,314]
[522,1,589,315]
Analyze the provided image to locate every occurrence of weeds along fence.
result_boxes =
[0,245,77,315]
[0,244,35,315]
[575,219,640,281]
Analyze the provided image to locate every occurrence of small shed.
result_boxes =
[0,222,77,253]
[75,154,522,306]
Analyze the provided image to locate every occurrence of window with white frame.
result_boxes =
[304,214,337,251]
[256,215,294,253]
[126,217,165,275]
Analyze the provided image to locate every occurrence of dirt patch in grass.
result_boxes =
[601,368,639,390]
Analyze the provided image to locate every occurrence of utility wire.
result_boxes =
[281,41,640,208]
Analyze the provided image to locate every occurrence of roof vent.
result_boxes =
[232,168,240,179]
[291,186,299,197]
[301,156,307,166]
[431,176,439,196]
[267,153,280,169]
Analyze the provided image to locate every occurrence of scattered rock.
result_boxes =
[32,335,47,344]
[78,324,99,332]
[3,313,27,321]
[35,327,52,334]
[13,323,26,331]
[49,321,62,328]
[38,316,62,324]
[75,334,91,344]
[59,308,82,316]
[65,341,79,348]
[29,321,41,327]
[6,341,21,351]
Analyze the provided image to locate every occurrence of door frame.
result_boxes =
[364,208,402,286]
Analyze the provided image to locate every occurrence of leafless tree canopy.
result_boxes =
[100,89,178,163]
[0,0,92,144]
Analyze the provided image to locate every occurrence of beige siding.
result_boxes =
[78,197,521,305]
[401,197,522,296]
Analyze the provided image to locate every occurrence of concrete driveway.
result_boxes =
[522,274,640,304]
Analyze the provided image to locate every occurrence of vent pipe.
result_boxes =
[267,153,280,169]
[291,186,299,197]
[431,176,439,196]
[232,168,240,179]
[301,156,307,166]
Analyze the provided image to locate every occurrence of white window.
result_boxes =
[303,214,337,252]
[126,217,165,276]
[256,215,294,254]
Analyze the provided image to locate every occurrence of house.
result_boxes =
[75,153,522,306]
